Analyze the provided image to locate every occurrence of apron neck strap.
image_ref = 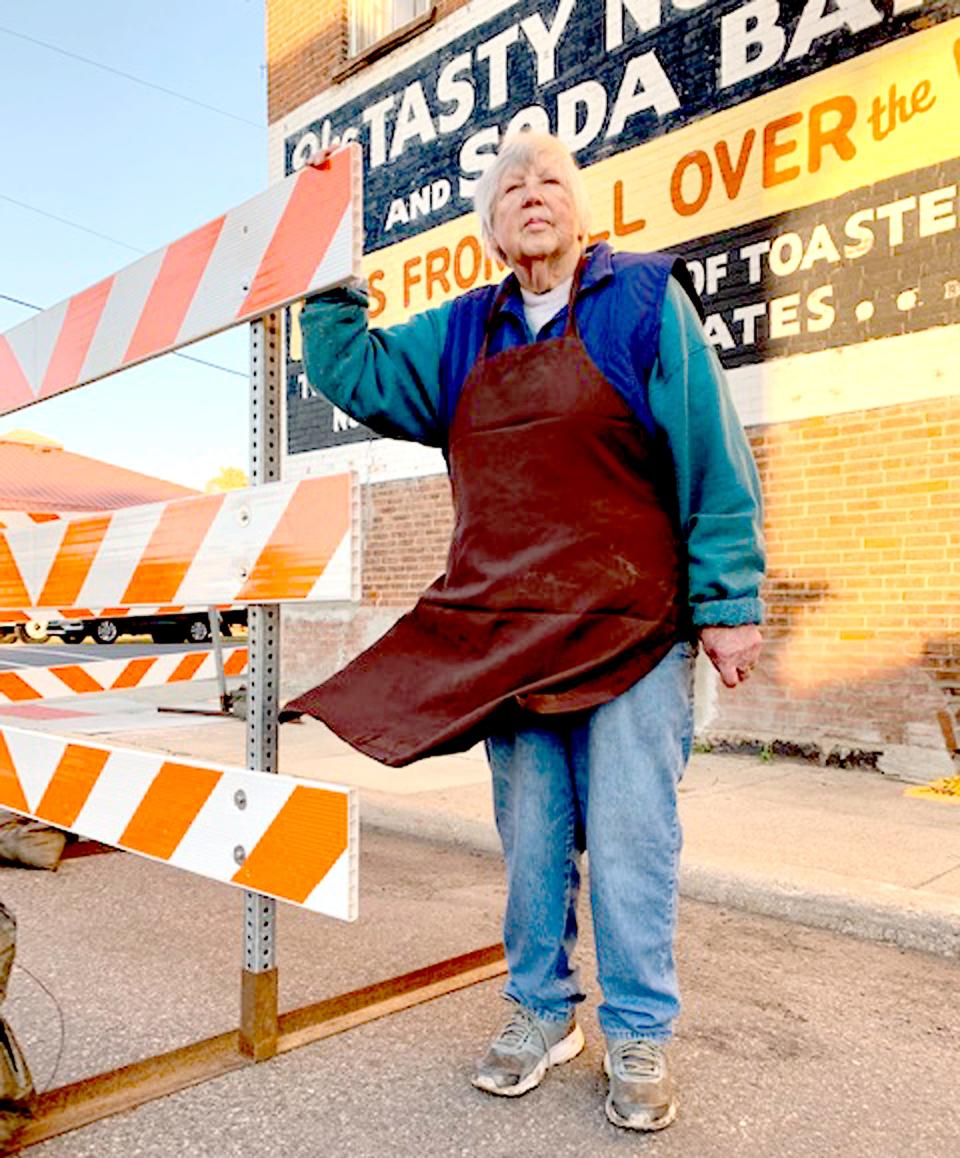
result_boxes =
[563,252,588,338]
[478,250,589,360]
[477,280,513,362]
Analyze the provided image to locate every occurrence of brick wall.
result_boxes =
[267,0,346,123]
[361,475,454,605]
[714,396,960,764]
[268,0,470,123]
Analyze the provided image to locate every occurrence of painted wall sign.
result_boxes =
[675,156,960,365]
[279,1,960,452]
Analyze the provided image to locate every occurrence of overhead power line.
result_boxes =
[155,350,247,379]
[162,351,247,379]
[0,292,40,311]
[0,24,265,129]
[0,193,145,254]
[0,293,248,380]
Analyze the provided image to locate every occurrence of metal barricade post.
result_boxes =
[241,311,283,1060]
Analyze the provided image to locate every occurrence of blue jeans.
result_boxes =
[485,641,695,1042]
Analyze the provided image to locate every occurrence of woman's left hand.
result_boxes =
[699,624,762,688]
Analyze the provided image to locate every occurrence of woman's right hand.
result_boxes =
[304,146,336,170]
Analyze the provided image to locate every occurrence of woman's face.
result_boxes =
[490,152,582,271]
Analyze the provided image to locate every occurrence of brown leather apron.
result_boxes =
[282,266,684,766]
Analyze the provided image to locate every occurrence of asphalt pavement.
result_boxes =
[6,831,959,1157]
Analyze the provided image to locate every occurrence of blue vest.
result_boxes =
[438,244,700,440]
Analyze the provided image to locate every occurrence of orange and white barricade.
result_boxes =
[0,146,505,1144]
[0,149,360,411]
[0,725,355,918]
[0,645,249,704]
[0,473,355,620]
[0,147,366,1101]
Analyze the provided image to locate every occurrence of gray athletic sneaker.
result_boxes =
[472,1005,585,1097]
[604,1039,677,1131]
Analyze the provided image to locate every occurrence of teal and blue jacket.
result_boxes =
[300,243,765,628]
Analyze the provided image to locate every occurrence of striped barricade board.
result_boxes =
[0,511,76,531]
[0,146,361,414]
[0,646,248,703]
[0,473,355,619]
[0,725,357,920]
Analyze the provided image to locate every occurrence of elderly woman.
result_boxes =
[285,131,764,1132]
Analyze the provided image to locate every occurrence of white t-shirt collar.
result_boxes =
[520,275,574,338]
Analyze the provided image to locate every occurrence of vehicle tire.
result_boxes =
[16,621,50,644]
[183,617,211,644]
[62,631,85,644]
[93,619,120,645]
[0,628,17,644]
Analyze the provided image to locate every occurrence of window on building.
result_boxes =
[349,0,431,58]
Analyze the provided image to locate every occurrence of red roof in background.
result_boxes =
[0,436,198,512]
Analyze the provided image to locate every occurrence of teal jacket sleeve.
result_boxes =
[299,286,452,447]
[648,279,765,627]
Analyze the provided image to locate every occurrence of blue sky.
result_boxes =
[0,1,266,490]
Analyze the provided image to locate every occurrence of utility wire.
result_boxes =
[0,293,248,379]
[0,193,145,254]
[12,961,66,1093]
[0,292,39,312]
[0,24,265,129]
[170,352,247,379]
[165,351,248,379]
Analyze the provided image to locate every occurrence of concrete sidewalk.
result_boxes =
[82,711,960,958]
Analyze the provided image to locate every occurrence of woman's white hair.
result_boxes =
[473,131,591,261]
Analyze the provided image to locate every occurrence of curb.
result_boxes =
[679,865,960,960]
[362,798,500,857]
[361,800,960,960]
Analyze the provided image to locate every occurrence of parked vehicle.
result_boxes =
[0,620,54,644]
[15,620,51,644]
[45,609,247,645]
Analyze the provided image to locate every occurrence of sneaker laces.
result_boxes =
[494,1007,542,1054]
[612,1040,663,1079]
